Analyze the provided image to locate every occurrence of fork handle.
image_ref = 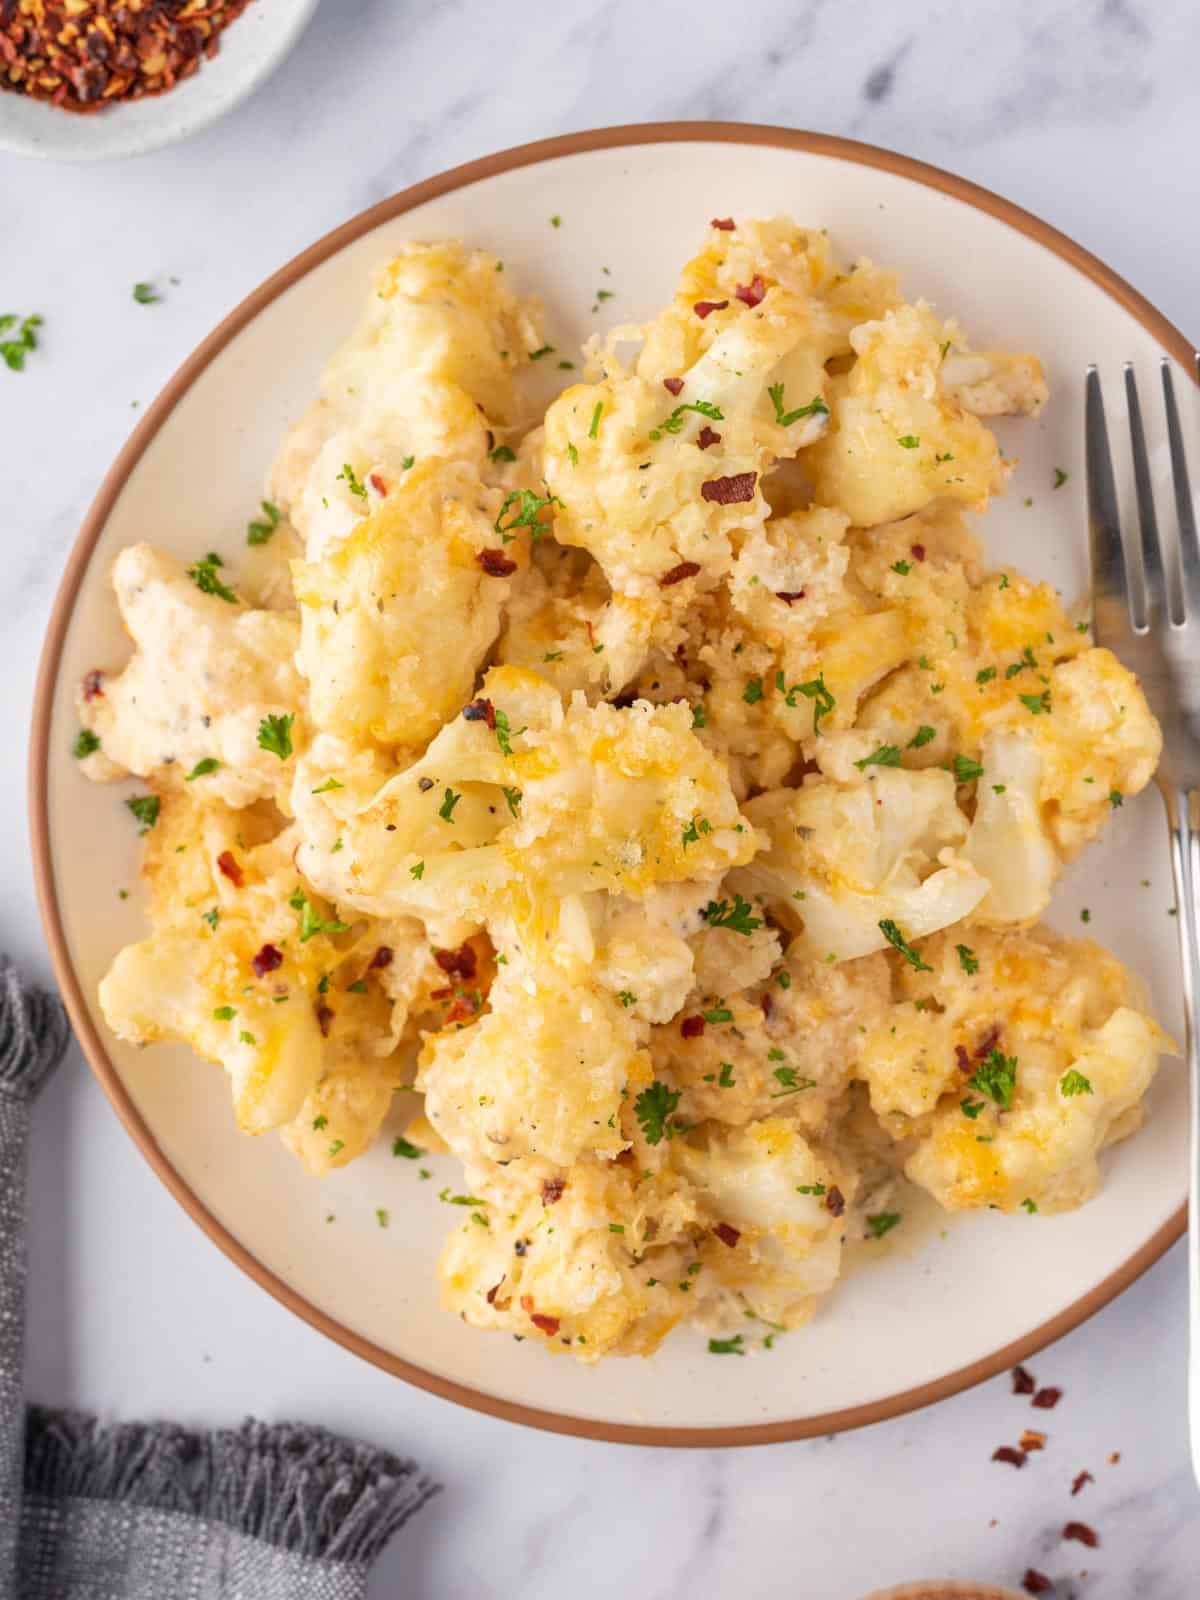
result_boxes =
[1162,783,1200,1485]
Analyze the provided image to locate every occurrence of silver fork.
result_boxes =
[1087,357,1200,1482]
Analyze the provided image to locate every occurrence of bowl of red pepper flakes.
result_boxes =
[0,0,320,160]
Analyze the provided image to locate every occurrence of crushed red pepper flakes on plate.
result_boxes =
[1108,1450,1121,1464]
[680,1014,705,1039]
[476,548,517,577]
[659,560,701,587]
[541,1176,565,1205]
[1,0,256,115]
[81,669,105,700]
[213,850,242,889]
[1071,1470,1094,1495]
[735,275,766,307]
[434,943,477,980]
[710,217,735,230]
[1033,1386,1063,1410]
[1062,1521,1099,1548]
[696,425,722,450]
[701,472,757,505]
[713,1222,740,1248]
[824,1185,845,1218]
[1020,1428,1047,1452]
[693,299,729,319]
[662,376,684,396]
[992,1446,1026,1468]
[1022,1572,1053,1596]
[530,1313,560,1336]
[1012,1364,1036,1395]
[251,943,282,978]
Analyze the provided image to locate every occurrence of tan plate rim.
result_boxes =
[29,121,1194,1448]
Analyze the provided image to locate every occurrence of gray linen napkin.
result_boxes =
[0,958,439,1600]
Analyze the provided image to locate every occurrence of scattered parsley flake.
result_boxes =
[410,861,425,880]
[976,666,997,685]
[346,980,367,994]
[796,1183,826,1195]
[588,401,603,438]
[1060,1069,1094,1097]
[1020,690,1052,716]
[795,673,835,735]
[897,434,920,449]
[212,1006,236,1021]
[718,1062,735,1088]
[311,777,343,794]
[635,1081,681,1146]
[125,794,160,833]
[489,444,517,463]
[73,729,100,758]
[909,725,936,749]
[257,713,294,760]
[0,312,43,372]
[439,787,462,822]
[969,1048,1018,1111]
[708,1334,745,1355]
[702,1006,733,1024]
[767,383,828,427]
[185,758,219,780]
[855,744,902,771]
[1021,1197,1039,1213]
[953,754,984,784]
[239,1030,256,1046]
[328,1140,344,1158]
[891,559,912,576]
[247,499,282,545]
[1053,467,1069,489]
[501,785,522,817]
[187,551,238,604]
[495,486,562,542]
[1109,789,1124,809]
[132,282,159,304]
[772,1066,817,1096]
[649,398,724,440]
[617,990,637,1008]
[742,676,764,705]
[960,1098,986,1120]
[337,463,368,499]
[528,345,555,361]
[312,1114,328,1130]
[702,894,763,935]
[392,1136,422,1159]
[956,943,979,975]
[866,1212,901,1238]
[879,919,932,971]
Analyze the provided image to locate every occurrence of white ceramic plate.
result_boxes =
[31,126,1198,1444]
[0,0,318,162]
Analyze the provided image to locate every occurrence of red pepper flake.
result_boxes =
[1020,1429,1047,1452]
[701,472,757,506]
[910,543,927,561]
[734,275,766,307]
[713,1222,741,1248]
[659,560,702,587]
[1022,1572,1053,1596]
[1033,1386,1062,1410]
[776,590,806,604]
[315,1003,334,1038]
[1012,1364,1036,1395]
[368,472,388,496]
[662,377,684,396]
[992,1446,1027,1468]
[680,1014,705,1039]
[760,993,773,1018]
[443,990,481,1025]
[1071,1470,1094,1496]
[216,850,244,889]
[825,1186,846,1218]
[251,943,283,978]
[520,1294,534,1312]
[531,1312,561,1336]
[463,696,497,729]
[1062,1521,1099,1548]
[693,299,729,319]
[435,943,478,980]
[541,1177,566,1205]
[485,1281,504,1305]
[1108,1451,1121,1464]
[430,986,453,1001]
[477,549,517,577]
[710,217,736,230]
[369,946,393,970]
[696,425,722,450]
[975,1023,1002,1059]
[81,669,105,701]
[955,1044,972,1073]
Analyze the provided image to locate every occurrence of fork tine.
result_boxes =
[1124,365,1158,631]
[1162,357,1200,625]
[1086,366,1133,634]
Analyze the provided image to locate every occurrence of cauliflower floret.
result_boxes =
[291,459,512,750]
[733,770,989,964]
[805,303,1016,527]
[857,925,1171,1213]
[75,544,303,809]
[272,242,544,557]
[939,348,1048,417]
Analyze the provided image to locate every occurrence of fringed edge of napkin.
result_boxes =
[0,958,70,1103]
[25,1409,440,1564]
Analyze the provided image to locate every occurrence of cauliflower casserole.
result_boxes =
[76,221,1171,1361]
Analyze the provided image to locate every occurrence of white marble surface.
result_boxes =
[3,0,1200,1593]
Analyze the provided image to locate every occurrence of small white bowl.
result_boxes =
[0,0,319,162]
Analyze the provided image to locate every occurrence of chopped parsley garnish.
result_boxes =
[202,908,220,929]
[132,282,159,304]
[410,861,425,879]
[495,486,562,542]
[187,551,238,604]
[796,1183,826,1195]
[1021,1197,1039,1213]
[772,1066,817,1096]
[866,1212,901,1238]
[608,1222,625,1234]
[952,754,984,784]
[247,499,282,545]
[891,560,912,576]
[968,1048,1018,1111]
[0,312,43,372]
[257,713,294,760]
[1109,789,1124,809]
[438,787,462,822]
[767,383,829,427]
[125,794,160,833]
[337,463,368,499]
[617,990,637,1008]
[550,215,561,227]
[401,455,415,470]
[501,786,522,817]
[489,444,517,464]
[691,702,707,729]
[702,1006,733,1024]
[1020,690,1052,715]
[909,725,936,749]
[393,1136,423,1158]
[288,891,348,944]
[775,970,792,990]
[897,434,920,449]
[1060,1069,1094,1097]
[681,815,712,848]
[328,1140,344,1158]
[702,894,763,935]
[1053,467,1069,489]
[376,1208,389,1228]
[649,399,724,440]
[312,1114,328,1130]
[212,1006,236,1021]
[954,943,979,976]
[854,744,902,771]
[494,708,523,756]
[528,345,555,361]
[878,919,932,972]
[707,1335,745,1355]
[795,673,835,735]
[635,1080,682,1145]
[438,1188,486,1206]
[311,777,343,794]
[239,1030,256,1046]
[1005,646,1038,678]
[185,758,219,780]
[543,650,563,663]
[566,442,578,466]
[960,1098,986,1120]
[588,401,603,438]
[976,666,997,685]
[742,676,764,705]
[73,729,100,758]
[346,980,367,994]
[718,1062,736,1087]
